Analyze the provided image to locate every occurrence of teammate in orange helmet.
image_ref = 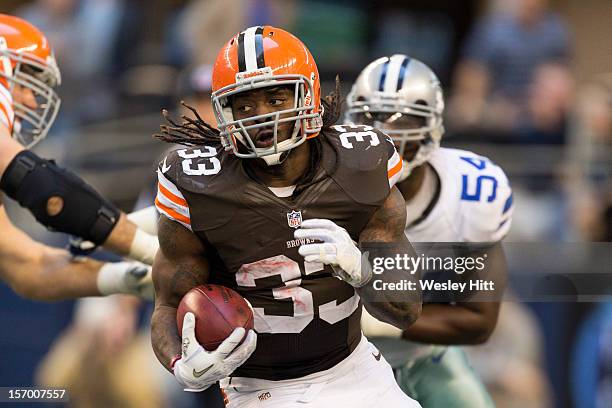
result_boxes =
[151,26,421,407]
[0,14,157,300]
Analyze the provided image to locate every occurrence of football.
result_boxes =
[177,284,254,351]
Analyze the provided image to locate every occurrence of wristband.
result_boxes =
[127,206,158,235]
[128,228,159,265]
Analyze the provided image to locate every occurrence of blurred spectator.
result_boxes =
[171,0,296,68]
[176,64,217,125]
[447,0,574,144]
[465,300,552,408]
[18,0,125,124]
[567,74,612,241]
[36,296,164,408]
[372,9,454,79]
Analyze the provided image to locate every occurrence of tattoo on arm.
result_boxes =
[152,215,209,372]
[360,187,407,242]
[358,187,421,329]
[169,267,203,297]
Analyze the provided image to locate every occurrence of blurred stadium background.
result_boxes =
[0,0,610,407]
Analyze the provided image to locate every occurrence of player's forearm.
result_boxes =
[104,213,161,265]
[358,235,422,329]
[150,260,207,371]
[102,213,136,256]
[358,187,421,329]
[401,303,498,345]
[0,209,101,300]
[151,217,210,372]
[70,213,159,265]
[151,302,182,372]
[359,286,421,330]
[14,247,103,301]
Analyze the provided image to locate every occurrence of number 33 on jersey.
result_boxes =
[154,126,402,380]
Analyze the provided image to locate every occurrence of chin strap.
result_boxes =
[261,142,292,166]
[260,118,304,166]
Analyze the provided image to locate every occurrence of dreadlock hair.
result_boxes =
[321,75,343,129]
[154,101,221,147]
[154,76,344,192]
[293,75,344,192]
[155,76,344,146]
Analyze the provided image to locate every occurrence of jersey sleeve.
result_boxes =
[461,158,514,242]
[494,189,514,241]
[155,153,192,231]
[386,137,403,188]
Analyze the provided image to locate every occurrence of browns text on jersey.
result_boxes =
[156,124,401,380]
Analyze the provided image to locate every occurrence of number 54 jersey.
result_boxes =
[406,147,514,243]
[155,125,403,380]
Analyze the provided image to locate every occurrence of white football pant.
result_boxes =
[220,335,421,407]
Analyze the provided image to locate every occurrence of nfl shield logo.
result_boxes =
[287,210,302,228]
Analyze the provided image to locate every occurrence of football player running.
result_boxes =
[151,26,422,407]
[0,14,157,300]
[347,55,512,407]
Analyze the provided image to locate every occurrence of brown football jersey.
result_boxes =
[156,124,403,380]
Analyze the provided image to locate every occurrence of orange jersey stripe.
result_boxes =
[387,158,402,179]
[158,182,188,207]
[155,197,191,224]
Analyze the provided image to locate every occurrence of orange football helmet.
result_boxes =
[211,26,322,164]
[0,14,61,147]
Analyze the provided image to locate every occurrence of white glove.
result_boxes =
[97,261,154,300]
[295,219,372,287]
[173,312,257,392]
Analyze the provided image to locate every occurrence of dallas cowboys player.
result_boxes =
[347,55,513,407]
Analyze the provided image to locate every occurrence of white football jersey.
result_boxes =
[361,147,514,357]
[406,147,513,243]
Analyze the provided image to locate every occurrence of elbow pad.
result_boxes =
[0,150,120,245]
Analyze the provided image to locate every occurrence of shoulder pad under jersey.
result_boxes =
[322,125,402,206]
[155,144,243,230]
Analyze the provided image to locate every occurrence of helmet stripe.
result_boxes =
[378,59,390,91]
[384,54,406,93]
[395,57,411,91]
[254,26,265,68]
[242,26,262,71]
[237,31,247,72]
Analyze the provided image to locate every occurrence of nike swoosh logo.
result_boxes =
[193,365,214,378]
[372,352,382,361]
[161,157,171,173]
